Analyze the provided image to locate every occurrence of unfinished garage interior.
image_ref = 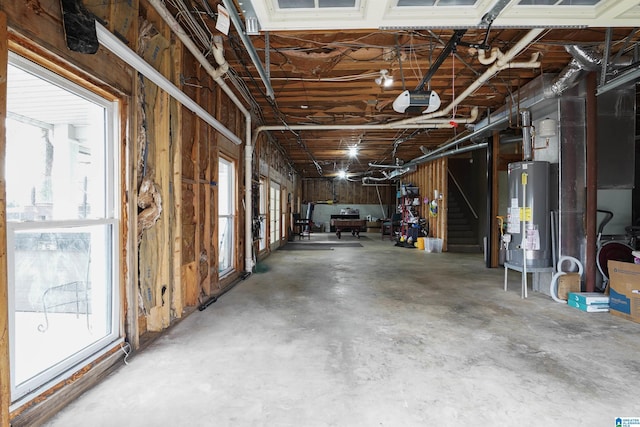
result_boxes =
[1,0,640,425]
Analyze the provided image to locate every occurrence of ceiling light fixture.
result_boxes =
[348,146,358,157]
[337,170,347,179]
[375,69,394,87]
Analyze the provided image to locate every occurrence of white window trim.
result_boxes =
[6,52,122,401]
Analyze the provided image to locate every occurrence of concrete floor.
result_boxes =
[44,233,640,426]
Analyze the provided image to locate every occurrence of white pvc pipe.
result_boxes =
[557,255,584,276]
[244,117,253,272]
[95,23,242,145]
[550,272,568,303]
[255,107,479,133]
[476,48,499,65]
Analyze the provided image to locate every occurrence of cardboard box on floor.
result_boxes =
[608,260,640,323]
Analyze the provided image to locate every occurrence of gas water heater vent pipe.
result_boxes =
[521,109,533,161]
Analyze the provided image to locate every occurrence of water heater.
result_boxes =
[506,161,551,268]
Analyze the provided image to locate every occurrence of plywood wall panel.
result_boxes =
[302,178,392,205]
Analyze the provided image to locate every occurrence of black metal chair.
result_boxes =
[381,213,401,240]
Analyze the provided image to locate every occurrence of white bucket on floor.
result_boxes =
[424,238,443,253]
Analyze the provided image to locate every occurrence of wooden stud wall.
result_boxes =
[169,43,184,320]
[137,5,172,332]
[180,44,198,308]
[301,179,393,206]
[0,0,304,422]
[404,158,448,251]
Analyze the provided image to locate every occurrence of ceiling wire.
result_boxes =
[395,34,406,91]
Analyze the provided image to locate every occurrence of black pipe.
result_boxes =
[198,296,217,311]
[486,137,493,268]
[415,30,466,91]
[198,272,251,311]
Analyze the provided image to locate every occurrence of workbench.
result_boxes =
[332,218,366,239]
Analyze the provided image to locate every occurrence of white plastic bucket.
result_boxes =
[424,238,443,253]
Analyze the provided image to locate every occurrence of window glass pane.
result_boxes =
[6,64,106,221]
[436,0,477,5]
[218,160,232,215]
[218,158,234,274]
[12,225,113,388]
[319,0,356,7]
[558,0,599,4]
[397,0,436,5]
[518,0,556,4]
[218,217,232,272]
[278,0,315,8]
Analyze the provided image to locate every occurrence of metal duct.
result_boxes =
[566,45,603,71]
[413,142,488,164]
[547,58,585,97]
[521,109,533,161]
[547,45,605,97]
[598,63,640,95]
[500,134,523,145]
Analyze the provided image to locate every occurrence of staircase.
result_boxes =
[447,192,482,253]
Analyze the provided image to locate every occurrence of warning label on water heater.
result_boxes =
[524,225,540,250]
[507,199,519,233]
[520,207,532,222]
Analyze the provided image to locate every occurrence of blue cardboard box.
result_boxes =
[567,299,609,312]
[608,261,640,323]
[567,292,609,305]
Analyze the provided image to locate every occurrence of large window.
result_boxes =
[218,158,235,276]
[269,181,281,248]
[6,53,120,400]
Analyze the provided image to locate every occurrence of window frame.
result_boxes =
[6,51,122,402]
[218,156,236,277]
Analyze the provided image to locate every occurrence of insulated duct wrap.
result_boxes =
[547,58,584,97]
[565,45,602,71]
[547,45,603,97]
[521,109,533,161]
